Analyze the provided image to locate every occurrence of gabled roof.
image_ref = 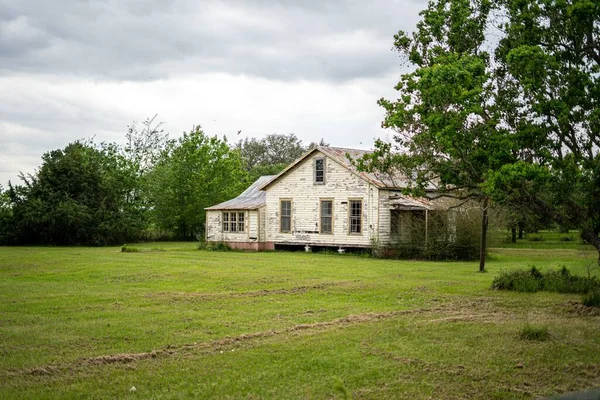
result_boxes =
[259,146,412,190]
[205,175,275,211]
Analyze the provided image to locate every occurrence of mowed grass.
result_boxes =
[497,229,596,251]
[0,244,599,399]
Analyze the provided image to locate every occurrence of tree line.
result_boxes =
[0,120,326,245]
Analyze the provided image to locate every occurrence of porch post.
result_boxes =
[425,209,428,246]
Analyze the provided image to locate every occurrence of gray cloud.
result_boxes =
[0,0,427,186]
[0,0,424,82]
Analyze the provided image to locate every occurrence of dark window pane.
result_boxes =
[238,212,245,232]
[349,200,362,234]
[281,201,291,232]
[222,212,229,232]
[315,158,325,183]
[320,200,332,234]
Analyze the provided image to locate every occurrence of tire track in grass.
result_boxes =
[15,299,508,377]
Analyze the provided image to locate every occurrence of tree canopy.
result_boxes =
[147,127,247,240]
[359,0,599,267]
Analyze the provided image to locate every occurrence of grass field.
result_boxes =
[1,243,599,399]
[497,229,596,251]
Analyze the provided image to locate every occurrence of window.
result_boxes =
[230,212,237,232]
[314,158,325,184]
[222,212,229,232]
[349,200,362,234]
[237,212,245,232]
[221,211,245,232]
[320,200,333,234]
[280,200,292,233]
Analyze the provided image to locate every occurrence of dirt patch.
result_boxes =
[563,300,600,317]
[84,350,163,366]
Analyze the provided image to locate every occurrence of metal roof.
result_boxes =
[389,194,437,210]
[205,175,275,210]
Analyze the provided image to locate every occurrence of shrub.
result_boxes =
[491,266,542,292]
[528,235,545,242]
[492,266,600,294]
[582,291,600,307]
[519,324,550,341]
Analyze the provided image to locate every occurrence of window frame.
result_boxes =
[314,157,326,185]
[348,199,363,235]
[222,212,229,232]
[221,211,245,233]
[279,199,292,233]
[319,199,333,234]
[237,212,245,232]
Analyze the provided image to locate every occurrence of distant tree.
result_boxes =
[236,133,305,170]
[307,138,330,150]
[236,134,329,183]
[6,141,145,245]
[124,115,168,175]
[148,126,247,240]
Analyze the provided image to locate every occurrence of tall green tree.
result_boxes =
[497,0,600,263]
[6,141,145,245]
[148,126,247,239]
[359,0,535,271]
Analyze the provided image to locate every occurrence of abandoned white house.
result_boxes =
[205,146,443,251]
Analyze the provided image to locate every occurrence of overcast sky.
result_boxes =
[0,0,426,186]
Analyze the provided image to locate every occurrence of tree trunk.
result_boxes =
[479,197,489,272]
[511,227,517,243]
[580,229,600,266]
[518,222,523,239]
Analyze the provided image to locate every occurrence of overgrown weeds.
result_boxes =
[519,324,550,341]
[582,291,600,307]
[491,265,600,294]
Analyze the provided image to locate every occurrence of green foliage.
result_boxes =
[491,265,600,294]
[4,141,147,245]
[497,0,600,261]
[235,133,307,170]
[519,324,550,341]
[147,126,248,240]
[582,291,600,307]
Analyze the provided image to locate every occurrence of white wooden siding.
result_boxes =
[259,206,266,242]
[378,189,392,245]
[264,152,380,247]
[248,210,258,239]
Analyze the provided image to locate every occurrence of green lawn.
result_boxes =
[496,229,596,251]
[0,244,599,399]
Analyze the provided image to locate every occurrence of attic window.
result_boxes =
[314,158,325,184]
